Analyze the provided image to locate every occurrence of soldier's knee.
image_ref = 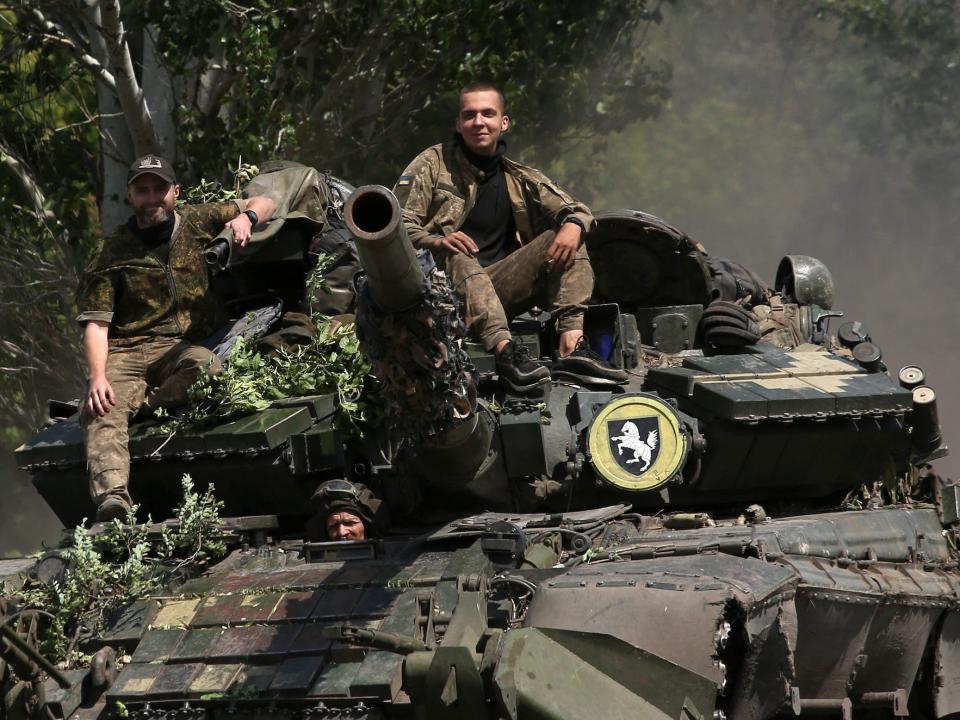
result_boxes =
[206,354,223,375]
[180,349,220,375]
[446,252,482,283]
[82,406,128,433]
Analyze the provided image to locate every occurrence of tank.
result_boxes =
[6,179,959,720]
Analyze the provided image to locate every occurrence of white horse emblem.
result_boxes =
[611,420,659,472]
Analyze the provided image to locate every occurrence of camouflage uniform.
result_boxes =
[753,296,810,349]
[75,201,241,506]
[394,140,596,351]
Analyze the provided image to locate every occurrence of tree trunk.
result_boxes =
[141,27,177,162]
[0,142,55,223]
[81,0,134,232]
[98,0,159,157]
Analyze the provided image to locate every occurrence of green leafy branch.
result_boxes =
[12,475,226,665]
[179,163,260,205]
[305,252,339,302]
[159,316,380,434]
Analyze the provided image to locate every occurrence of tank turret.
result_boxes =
[348,195,947,514]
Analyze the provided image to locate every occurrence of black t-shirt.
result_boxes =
[127,215,175,265]
[458,136,515,267]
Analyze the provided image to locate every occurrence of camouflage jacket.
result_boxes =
[76,202,241,346]
[394,140,595,253]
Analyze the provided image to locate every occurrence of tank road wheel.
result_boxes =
[0,608,49,720]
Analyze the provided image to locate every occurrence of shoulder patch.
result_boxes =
[397,175,413,186]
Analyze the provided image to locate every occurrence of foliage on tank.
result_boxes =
[356,267,475,443]
[178,164,259,206]
[157,317,378,434]
[6,475,227,665]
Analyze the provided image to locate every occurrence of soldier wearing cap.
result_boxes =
[307,480,388,541]
[394,81,627,391]
[76,154,277,522]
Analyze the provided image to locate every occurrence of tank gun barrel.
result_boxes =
[345,185,426,311]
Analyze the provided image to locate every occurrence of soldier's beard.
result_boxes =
[135,206,172,228]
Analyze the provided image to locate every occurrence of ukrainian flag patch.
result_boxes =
[397,175,413,186]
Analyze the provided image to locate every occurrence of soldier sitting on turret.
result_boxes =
[393,81,627,392]
[307,480,389,541]
[76,155,277,523]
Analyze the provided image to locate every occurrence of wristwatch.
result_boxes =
[243,209,259,226]
[563,216,585,232]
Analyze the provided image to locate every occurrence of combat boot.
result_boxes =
[553,337,629,384]
[496,340,550,392]
[96,495,132,523]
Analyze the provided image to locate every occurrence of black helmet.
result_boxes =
[311,480,386,535]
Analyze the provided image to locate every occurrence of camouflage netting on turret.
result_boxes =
[355,269,476,443]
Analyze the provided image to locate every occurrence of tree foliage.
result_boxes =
[0,0,671,448]
[561,0,960,231]
[141,0,672,183]
[0,4,101,436]
[819,0,960,149]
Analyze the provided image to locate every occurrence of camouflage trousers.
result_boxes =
[80,337,221,506]
[446,230,594,351]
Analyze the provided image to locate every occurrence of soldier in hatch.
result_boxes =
[76,154,277,522]
[308,480,389,541]
[393,81,627,391]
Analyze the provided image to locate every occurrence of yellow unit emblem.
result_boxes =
[588,393,688,491]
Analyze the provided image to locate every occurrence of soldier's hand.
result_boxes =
[437,231,478,256]
[546,223,581,273]
[226,214,254,247]
[87,376,116,417]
